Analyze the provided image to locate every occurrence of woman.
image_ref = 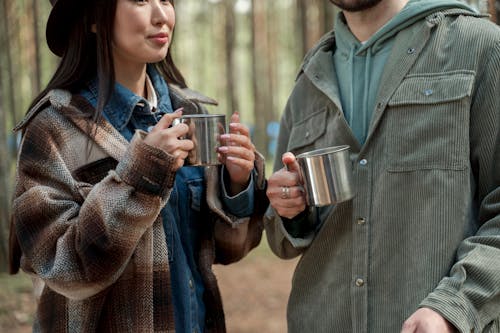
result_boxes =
[8,0,267,332]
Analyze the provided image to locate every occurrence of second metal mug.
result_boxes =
[296,145,355,207]
[173,114,226,166]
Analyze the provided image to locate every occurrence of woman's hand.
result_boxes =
[144,108,194,170]
[218,112,256,195]
[266,152,307,219]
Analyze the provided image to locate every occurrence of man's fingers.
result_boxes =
[282,152,301,173]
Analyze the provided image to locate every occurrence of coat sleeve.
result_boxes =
[10,110,175,300]
[420,40,500,332]
[205,151,268,265]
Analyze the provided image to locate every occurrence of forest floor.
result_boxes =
[0,236,298,333]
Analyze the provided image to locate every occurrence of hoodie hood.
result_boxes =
[357,0,476,54]
[333,0,476,145]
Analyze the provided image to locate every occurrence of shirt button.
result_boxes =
[355,278,365,287]
[357,217,366,225]
[359,159,368,166]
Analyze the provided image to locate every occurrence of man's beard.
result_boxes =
[329,0,385,12]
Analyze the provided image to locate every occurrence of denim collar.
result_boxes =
[81,64,174,131]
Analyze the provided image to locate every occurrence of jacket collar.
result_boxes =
[82,65,174,131]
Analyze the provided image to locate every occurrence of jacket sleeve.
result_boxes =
[420,40,500,332]
[11,111,176,300]
[205,151,268,265]
[263,97,319,260]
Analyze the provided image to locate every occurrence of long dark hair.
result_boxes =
[28,0,186,122]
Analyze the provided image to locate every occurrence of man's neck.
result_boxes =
[344,0,409,42]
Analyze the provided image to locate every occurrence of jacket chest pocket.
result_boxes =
[287,108,328,154]
[73,157,118,200]
[384,71,474,172]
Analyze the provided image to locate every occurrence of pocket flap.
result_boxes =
[288,108,328,152]
[389,71,474,106]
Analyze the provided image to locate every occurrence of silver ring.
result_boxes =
[281,186,290,199]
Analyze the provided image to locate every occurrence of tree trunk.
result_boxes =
[492,0,500,23]
[251,0,273,155]
[32,0,42,93]
[2,0,16,118]
[224,0,239,114]
[0,74,10,273]
[296,0,308,58]
[0,0,9,271]
[266,1,278,123]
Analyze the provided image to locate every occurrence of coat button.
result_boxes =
[357,217,366,225]
[407,47,416,54]
[424,89,433,96]
[305,131,310,138]
[359,159,368,166]
[355,278,365,287]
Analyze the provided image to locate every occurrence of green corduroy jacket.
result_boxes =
[265,8,500,333]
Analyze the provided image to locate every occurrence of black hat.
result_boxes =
[46,0,87,57]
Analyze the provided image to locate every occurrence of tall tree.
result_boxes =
[251,0,274,155]
[0,0,13,273]
[490,0,499,23]
[296,0,308,57]
[2,0,16,120]
[32,0,42,93]
[224,0,239,114]
[0,67,9,273]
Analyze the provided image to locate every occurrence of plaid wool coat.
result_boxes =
[9,86,267,333]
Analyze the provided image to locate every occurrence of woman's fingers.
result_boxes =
[218,145,254,160]
[150,108,183,132]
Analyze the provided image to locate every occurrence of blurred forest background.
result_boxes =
[0,0,499,331]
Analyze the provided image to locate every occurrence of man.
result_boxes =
[265,0,500,332]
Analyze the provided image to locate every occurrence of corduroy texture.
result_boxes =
[265,8,500,333]
[9,87,267,332]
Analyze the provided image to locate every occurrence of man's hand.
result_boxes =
[401,308,458,333]
[266,152,307,219]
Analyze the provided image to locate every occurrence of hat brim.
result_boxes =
[46,1,85,57]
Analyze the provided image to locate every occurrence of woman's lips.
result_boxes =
[149,33,169,45]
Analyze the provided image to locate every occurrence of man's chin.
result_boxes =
[329,0,384,12]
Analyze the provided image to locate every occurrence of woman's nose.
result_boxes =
[151,1,170,26]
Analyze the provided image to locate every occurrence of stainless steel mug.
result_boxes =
[296,145,355,206]
[173,114,226,166]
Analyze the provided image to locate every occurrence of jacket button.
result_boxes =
[357,218,366,225]
[305,131,310,138]
[355,278,365,287]
[407,47,416,54]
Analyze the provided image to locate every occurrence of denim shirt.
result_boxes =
[78,66,254,332]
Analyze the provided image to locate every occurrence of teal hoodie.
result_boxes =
[333,0,476,144]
